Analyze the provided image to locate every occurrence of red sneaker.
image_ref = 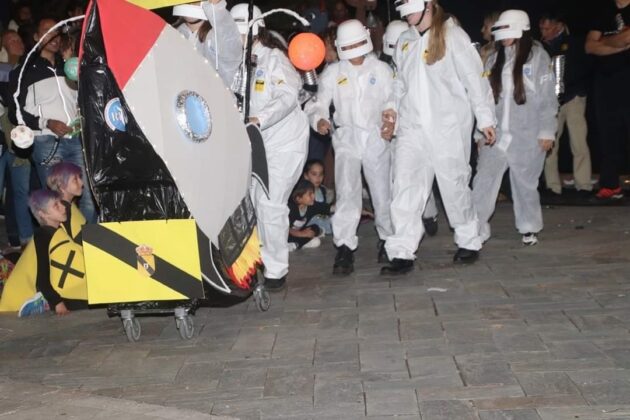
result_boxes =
[595,187,623,200]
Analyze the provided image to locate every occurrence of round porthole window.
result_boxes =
[175,90,212,142]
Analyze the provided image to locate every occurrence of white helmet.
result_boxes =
[335,19,373,60]
[394,0,427,18]
[382,20,409,56]
[492,10,530,41]
[230,3,265,37]
[173,2,208,21]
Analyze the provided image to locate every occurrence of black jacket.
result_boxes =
[542,31,592,104]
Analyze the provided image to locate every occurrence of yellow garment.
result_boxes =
[49,227,87,300]
[0,226,86,312]
[0,242,37,312]
[68,201,86,241]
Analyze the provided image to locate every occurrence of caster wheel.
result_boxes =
[253,286,270,312]
[123,317,141,342]
[176,315,194,340]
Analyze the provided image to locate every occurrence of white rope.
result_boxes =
[248,8,310,32]
[13,15,85,126]
[211,3,219,73]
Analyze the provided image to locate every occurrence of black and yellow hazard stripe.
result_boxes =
[83,220,203,304]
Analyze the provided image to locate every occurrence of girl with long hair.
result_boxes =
[230,4,309,291]
[380,0,496,275]
[472,10,558,246]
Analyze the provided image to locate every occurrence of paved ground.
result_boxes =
[1,203,630,419]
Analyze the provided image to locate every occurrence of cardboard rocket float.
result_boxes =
[79,0,265,302]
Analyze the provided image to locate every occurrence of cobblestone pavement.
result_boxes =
[1,203,630,419]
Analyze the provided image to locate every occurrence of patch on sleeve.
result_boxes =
[481,70,491,78]
[255,79,265,92]
[337,76,348,86]
[401,41,409,52]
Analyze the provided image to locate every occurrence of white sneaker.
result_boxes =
[522,233,538,246]
[302,237,321,249]
[288,243,298,252]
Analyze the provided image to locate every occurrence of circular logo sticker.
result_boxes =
[104,98,127,132]
[369,75,376,85]
[175,90,212,143]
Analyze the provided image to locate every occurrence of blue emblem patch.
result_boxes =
[256,69,264,77]
[369,75,376,85]
[523,64,532,77]
[104,98,127,132]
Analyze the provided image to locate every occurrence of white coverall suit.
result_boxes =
[249,43,309,279]
[472,43,558,240]
[176,0,243,87]
[307,54,394,250]
[385,20,496,260]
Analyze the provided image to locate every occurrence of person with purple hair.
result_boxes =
[14,189,87,317]
[46,161,86,241]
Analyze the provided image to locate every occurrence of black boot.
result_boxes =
[264,275,287,292]
[380,258,414,275]
[333,245,354,275]
[377,240,390,264]
[422,216,438,237]
[453,248,479,264]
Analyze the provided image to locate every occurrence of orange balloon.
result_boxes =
[288,33,326,71]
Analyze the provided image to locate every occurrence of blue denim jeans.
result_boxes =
[32,134,97,223]
[7,153,34,244]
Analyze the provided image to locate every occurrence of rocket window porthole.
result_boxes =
[175,91,212,143]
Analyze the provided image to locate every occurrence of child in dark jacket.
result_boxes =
[302,159,333,234]
[288,180,331,250]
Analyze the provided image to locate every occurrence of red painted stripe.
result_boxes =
[97,0,165,90]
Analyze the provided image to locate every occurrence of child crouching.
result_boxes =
[288,180,331,251]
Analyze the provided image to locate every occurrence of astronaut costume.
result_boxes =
[174,1,242,86]
[472,10,558,245]
[231,4,309,287]
[307,19,395,273]
[381,19,439,235]
[383,0,496,272]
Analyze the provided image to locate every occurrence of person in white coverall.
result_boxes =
[380,19,440,238]
[380,0,496,275]
[231,4,309,291]
[307,19,395,275]
[472,10,558,246]
[173,0,242,87]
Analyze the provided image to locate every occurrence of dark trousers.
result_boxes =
[288,224,321,249]
[594,75,630,189]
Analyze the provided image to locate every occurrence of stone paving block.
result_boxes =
[314,377,364,409]
[537,406,630,420]
[492,331,548,353]
[359,348,407,373]
[419,400,479,420]
[516,372,581,397]
[399,320,444,341]
[545,340,607,359]
[357,317,399,340]
[271,336,315,361]
[218,367,268,391]
[263,367,314,398]
[415,384,524,402]
[229,331,277,359]
[474,395,587,411]
[174,362,223,386]
[315,338,359,365]
[406,355,459,379]
[456,356,518,387]
[365,389,418,416]
[567,370,630,405]
[479,409,542,420]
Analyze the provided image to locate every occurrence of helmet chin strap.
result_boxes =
[413,5,428,32]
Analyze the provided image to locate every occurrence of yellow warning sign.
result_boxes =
[83,220,204,304]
